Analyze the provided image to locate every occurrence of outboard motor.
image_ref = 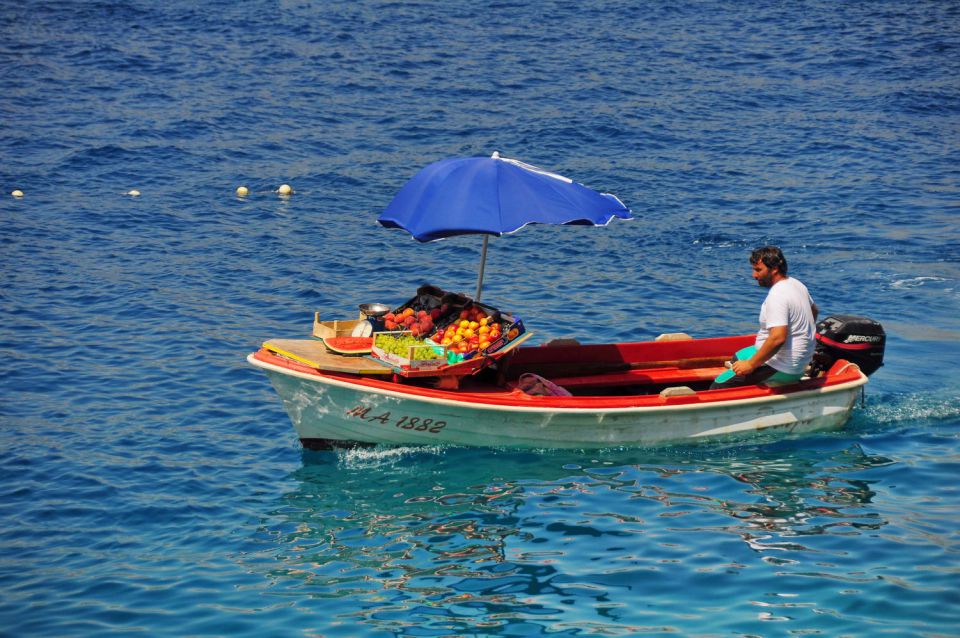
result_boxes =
[809,315,885,377]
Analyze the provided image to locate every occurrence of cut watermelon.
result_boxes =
[323,336,374,356]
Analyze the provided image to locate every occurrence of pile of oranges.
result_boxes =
[432,306,502,355]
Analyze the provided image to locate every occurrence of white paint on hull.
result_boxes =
[250,354,866,448]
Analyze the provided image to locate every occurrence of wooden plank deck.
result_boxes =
[263,339,392,375]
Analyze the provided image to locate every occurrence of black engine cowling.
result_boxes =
[809,315,885,377]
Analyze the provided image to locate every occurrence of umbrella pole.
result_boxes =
[475,235,489,301]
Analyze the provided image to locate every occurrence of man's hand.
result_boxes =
[733,326,787,378]
[732,359,757,376]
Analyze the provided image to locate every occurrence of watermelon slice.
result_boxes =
[323,336,374,356]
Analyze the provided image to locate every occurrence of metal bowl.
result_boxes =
[359,303,391,318]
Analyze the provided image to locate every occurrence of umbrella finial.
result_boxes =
[491,150,501,159]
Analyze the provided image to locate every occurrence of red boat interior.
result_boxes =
[497,335,753,395]
[253,333,866,408]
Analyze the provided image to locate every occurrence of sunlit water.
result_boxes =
[2,1,958,635]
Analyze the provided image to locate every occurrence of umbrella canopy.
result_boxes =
[378,152,632,299]
[379,152,632,242]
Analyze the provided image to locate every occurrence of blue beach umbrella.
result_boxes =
[378,152,632,300]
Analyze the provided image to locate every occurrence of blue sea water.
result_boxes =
[2,0,959,635]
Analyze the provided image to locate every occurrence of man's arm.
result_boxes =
[811,302,819,321]
[732,325,787,376]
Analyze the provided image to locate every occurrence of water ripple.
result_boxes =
[1,0,958,635]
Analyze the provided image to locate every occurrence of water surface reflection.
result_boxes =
[244,440,899,635]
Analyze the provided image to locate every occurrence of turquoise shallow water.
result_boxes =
[2,0,959,635]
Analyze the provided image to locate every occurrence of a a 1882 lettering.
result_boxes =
[345,406,446,433]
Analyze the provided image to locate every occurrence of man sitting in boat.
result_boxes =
[712,246,819,388]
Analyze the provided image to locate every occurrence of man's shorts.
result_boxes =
[711,346,804,389]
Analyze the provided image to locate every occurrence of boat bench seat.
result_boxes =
[548,366,727,389]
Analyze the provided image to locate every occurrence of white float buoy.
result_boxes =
[236,186,249,197]
[11,190,23,198]
[277,184,293,196]
[126,190,141,197]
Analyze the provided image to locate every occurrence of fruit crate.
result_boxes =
[371,331,447,371]
[392,284,451,314]
[312,313,367,339]
[385,285,470,333]
[479,317,526,356]
[432,299,526,359]
[434,300,507,331]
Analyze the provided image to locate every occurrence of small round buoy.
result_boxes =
[236,186,249,197]
[11,190,23,198]
[126,190,141,197]
[277,184,293,196]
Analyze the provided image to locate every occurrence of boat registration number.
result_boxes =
[345,406,447,433]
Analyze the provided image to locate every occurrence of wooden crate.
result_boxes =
[312,312,366,339]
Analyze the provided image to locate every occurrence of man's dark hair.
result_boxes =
[750,246,788,275]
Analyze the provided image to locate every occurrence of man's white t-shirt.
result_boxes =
[756,277,817,375]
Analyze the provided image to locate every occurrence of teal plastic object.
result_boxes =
[712,345,802,384]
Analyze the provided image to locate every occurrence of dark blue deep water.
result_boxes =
[2,1,959,636]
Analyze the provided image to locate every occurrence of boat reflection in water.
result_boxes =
[239,441,895,634]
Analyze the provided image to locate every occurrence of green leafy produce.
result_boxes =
[374,333,442,360]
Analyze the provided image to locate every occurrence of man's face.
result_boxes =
[752,260,778,288]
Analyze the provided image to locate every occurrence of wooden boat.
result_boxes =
[249,158,886,450]
[247,330,875,450]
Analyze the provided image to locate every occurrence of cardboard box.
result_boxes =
[371,331,447,371]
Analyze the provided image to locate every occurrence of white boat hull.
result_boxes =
[249,354,866,449]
